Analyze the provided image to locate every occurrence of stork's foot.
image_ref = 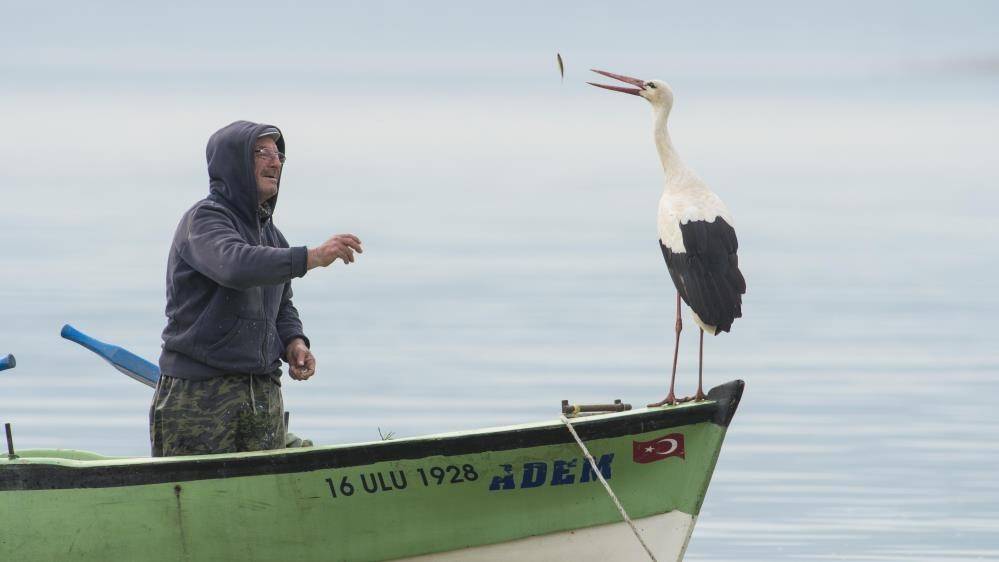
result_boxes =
[650,392,708,407]
[647,393,678,408]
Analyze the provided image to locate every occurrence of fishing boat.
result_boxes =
[0,330,744,561]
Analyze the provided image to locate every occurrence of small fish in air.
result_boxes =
[557,52,565,81]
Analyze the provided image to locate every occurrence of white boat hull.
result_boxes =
[403,511,696,561]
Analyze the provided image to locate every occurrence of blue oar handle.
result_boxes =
[60,324,115,359]
[61,324,160,388]
[0,354,14,372]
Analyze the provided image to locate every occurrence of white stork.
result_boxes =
[588,69,746,406]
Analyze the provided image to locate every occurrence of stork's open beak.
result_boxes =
[587,69,645,96]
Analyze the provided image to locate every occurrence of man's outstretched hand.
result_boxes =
[286,338,316,381]
[308,234,363,269]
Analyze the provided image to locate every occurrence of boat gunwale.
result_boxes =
[1,380,743,492]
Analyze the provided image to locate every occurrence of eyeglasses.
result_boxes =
[253,148,286,163]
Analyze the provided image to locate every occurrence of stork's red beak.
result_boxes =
[587,69,645,96]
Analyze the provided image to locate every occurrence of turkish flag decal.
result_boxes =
[632,433,685,464]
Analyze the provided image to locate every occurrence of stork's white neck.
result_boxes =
[652,105,683,182]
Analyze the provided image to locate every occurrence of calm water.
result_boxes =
[2,5,999,558]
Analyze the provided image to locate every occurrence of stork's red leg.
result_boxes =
[649,292,682,407]
[694,328,705,401]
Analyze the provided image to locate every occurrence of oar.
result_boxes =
[0,354,15,372]
[60,324,159,388]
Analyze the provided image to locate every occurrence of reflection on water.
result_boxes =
[1,86,997,560]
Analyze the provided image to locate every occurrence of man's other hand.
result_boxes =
[286,338,316,380]
[307,234,363,269]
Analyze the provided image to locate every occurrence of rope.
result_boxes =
[559,415,658,562]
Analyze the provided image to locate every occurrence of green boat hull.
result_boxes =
[1,380,743,561]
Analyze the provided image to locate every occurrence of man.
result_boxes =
[150,120,362,456]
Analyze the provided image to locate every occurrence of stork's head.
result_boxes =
[587,69,673,110]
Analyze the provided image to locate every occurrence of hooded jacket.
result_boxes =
[159,121,309,380]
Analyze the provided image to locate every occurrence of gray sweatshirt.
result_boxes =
[159,121,309,380]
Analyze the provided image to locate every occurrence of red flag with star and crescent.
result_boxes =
[632,433,685,463]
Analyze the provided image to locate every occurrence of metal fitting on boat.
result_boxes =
[560,399,632,417]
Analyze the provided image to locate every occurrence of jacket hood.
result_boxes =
[206,120,286,225]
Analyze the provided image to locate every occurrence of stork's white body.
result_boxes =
[657,185,732,254]
[651,107,740,335]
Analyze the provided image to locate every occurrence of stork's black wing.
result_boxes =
[660,217,746,333]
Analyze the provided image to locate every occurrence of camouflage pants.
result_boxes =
[150,373,285,457]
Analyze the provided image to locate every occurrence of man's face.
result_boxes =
[254,137,282,203]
